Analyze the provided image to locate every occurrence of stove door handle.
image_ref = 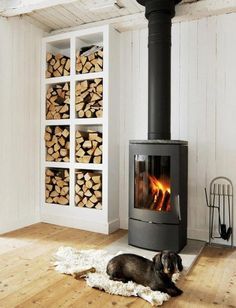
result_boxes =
[176,194,181,221]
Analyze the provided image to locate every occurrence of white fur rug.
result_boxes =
[53,247,180,306]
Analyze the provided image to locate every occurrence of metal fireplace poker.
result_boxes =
[128,0,188,252]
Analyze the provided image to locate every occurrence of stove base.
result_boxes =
[128,218,187,252]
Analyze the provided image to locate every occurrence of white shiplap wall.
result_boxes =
[119,12,236,244]
[0,17,43,233]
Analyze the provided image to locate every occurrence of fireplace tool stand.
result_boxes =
[205,177,234,247]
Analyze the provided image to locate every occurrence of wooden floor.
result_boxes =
[0,223,235,308]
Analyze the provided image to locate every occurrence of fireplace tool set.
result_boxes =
[205,177,234,247]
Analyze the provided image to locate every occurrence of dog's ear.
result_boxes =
[153,252,163,271]
[176,255,183,272]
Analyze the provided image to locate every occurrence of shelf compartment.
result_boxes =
[76,45,103,74]
[45,125,70,162]
[46,82,70,120]
[45,168,70,205]
[75,33,103,75]
[75,170,102,210]
[75,125,102,164]
[75,78,103,118]
[46,39,70,78]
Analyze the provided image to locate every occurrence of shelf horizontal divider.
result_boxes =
[44,76,71,84]
[75,72,104,81]
[43,203,104,212]
[44,162,71,169]
[44,119,71,126]
[74,163,103,170]
[74,118,103,125]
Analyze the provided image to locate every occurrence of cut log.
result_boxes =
[44,132,51,141]
[95,202,102,210]
[84,190,92,197]
[46,53,71,78]
[92,175,101,184]
[75,129,102,164]
[62,128,69,138]
[75,194,81,205]
[93,156,102,164]
[45,126,69,162]
[85,180,93,189]
[45,168,69,206]
[93,183,101,191]
[58,196,69,205]
[76,46,103,75]
[74,170,102,210]
[75,78,103,118]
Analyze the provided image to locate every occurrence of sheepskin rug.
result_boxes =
[53,247,180,306]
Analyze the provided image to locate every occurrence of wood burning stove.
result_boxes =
[129,0,188,252]
[129,140,187,252]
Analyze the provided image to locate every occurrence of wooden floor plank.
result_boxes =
[0,223,235,308]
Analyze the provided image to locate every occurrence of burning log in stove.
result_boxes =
[149,176,171,212]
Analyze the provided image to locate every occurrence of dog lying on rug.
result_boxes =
[107,251,183,297]
[53,247,183,306]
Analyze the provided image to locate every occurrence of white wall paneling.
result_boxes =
[0,17,43,233]
[119,12,236,246]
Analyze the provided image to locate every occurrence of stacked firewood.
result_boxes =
[76,46,103,74]
[75,79,103,118]
[46,83,70,119]
[75,171,102,209]
[75,129,102,164]
[45,126,70,162]
[45,168,69,205]
[46,52,70,78]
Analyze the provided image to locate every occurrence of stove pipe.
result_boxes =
[137,0,181,140]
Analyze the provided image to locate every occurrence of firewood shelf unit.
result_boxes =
[41,26,120,234]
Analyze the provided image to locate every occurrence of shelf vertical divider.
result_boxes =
[70,35,76,207]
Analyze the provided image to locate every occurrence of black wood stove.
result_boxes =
[128,0,188,252]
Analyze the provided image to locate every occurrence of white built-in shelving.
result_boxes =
[41,25,120,234]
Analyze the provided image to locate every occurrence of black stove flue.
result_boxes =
[128,0,188,252]
[139,0,181,140]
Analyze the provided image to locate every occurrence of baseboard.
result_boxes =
[187,228,209,241]
[0,216,40,234]
[41,213,119,234]
[108,219,120,233]
[119,218,128,230]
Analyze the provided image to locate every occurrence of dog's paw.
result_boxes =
[167,287,183,297]
[175,288,183,296]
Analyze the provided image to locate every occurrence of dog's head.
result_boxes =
[153,251,183,277]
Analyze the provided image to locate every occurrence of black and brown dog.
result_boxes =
[106,251,183,297]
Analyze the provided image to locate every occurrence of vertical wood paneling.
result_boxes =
[119,28,148,228]
[195,18,208,230]
[171,22,180,140]
[119,13,236,245]
[186,20,198,231]
[119,31,132,228]
[179,22,189,141]
[0,17,43,233]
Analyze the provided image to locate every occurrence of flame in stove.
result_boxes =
[149,176,171,211]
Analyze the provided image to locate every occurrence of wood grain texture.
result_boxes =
[4,0,234,33]
[0,223,235,308]
[119,13,236,246]
[0,17,43,234]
